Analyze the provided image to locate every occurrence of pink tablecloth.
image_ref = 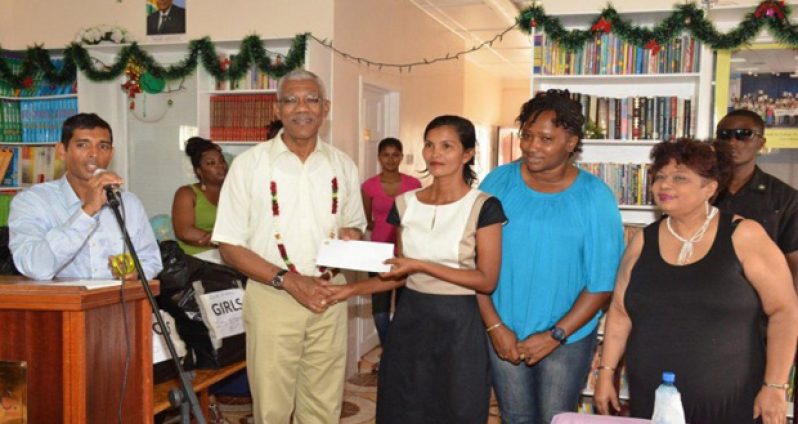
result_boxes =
[552,413,651,424]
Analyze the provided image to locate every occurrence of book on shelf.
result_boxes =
[573,92,695,141]
[0,146,64,188]
[578,163,653,207]
[209,93,277,141]
[535,33,700,76]
[215,54,280,91]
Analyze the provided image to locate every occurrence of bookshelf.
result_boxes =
[0,57,76,192]
[531,24,714,225]
[195,38,299,157]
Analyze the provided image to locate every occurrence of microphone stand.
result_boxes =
[106,188,207,424]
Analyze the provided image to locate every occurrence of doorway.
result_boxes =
[352,81,399,369]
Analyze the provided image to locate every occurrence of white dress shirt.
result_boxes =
[213,131,366,277]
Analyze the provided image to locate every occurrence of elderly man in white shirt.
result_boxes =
[213,69,366,423]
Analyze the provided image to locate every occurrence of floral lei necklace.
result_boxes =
[270,177,339,279]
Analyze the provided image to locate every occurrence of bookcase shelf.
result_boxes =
[0,55,75,189]
[200,89,277,95]
[0,142,58,146]
[0,94,78,101]
[532,26,713,225]
[582,139,660,146]
[618,204,656,211]
[536,73,700,82]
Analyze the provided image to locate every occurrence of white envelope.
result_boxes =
[316,239,394,273]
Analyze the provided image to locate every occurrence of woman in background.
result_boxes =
[172,137,228,255]
[361,137,421,350]
[327,115,505,423]
[595,139,798,424]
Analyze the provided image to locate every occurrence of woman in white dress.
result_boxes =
[326,115,506,423]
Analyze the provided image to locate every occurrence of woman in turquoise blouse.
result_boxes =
[479,89,624,424]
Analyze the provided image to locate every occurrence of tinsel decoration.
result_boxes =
[0,33,307,89]
[120,60,143,106]
[517,1,798,51]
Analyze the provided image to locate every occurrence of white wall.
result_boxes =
[500,78,531,128]
[332,0,467,182]
[0,0,333,49]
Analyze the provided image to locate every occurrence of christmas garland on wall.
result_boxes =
[0,33,307,89]
[517,1,798,52]
[1,1,798,88]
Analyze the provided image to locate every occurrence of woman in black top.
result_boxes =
[595,139,798,424]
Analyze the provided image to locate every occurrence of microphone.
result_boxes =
[93,168,122,203]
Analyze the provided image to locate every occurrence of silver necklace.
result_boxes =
[666,204,718,265]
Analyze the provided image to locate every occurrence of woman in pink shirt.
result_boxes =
[361,138,422,351]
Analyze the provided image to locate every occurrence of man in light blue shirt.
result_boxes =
[9,113,162,281]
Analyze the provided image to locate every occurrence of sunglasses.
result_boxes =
[716,128,761,141]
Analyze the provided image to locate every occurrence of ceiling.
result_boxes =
[407,0,792,80]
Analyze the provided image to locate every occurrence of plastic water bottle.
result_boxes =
[651,371,686,424]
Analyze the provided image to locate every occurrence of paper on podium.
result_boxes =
[50,280,123,290]
[316,239,394,273]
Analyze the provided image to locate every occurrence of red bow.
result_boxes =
[592,17,612,34]
[754,1,786,19]
[645,39,661,56]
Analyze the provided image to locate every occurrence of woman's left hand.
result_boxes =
[379,257,421,279]
[754,387,787,424]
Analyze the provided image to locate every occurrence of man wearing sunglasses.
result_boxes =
[713,109,798,291]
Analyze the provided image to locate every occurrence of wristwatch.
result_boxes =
[269,269,289,289]
[549,326,568,345]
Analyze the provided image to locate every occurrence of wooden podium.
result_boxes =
[0,276,158,423]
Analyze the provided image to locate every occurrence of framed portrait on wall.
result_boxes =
[715,43,798,148]
[146,0,186,37]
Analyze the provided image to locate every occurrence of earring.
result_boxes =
[199,178,206,191]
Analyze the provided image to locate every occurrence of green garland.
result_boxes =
[0,33,307,89]
[3,0,797,87]
[518,1,798,51]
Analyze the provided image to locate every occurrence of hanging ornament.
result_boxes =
[754,0,786,19]
[21,77,33,89]
[646,39,662,56]
[139,72,166,94]
[529,18,537,28]
[120,60,143,104]
[592,17,612,34]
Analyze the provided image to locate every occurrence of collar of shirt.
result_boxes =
[742,166,769,194]
[267,129,332,165]
[56,174,85,211]
[160,7,172,17]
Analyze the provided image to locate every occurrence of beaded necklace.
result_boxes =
[666,204,718,265]
[270,177,339,278]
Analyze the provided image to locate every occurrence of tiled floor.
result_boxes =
[207,345,502,423]
[341,346,502,424]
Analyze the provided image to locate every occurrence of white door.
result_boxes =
[348,82,399,372]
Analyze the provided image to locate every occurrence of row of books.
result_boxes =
[20,98,76,143]
[572,92,695,140]
[578,162,653,206]
[209,93,277,141]
[0,57,76,97]
[533,33,700,76]
[215,54,280,91]
[0,146,65,188]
